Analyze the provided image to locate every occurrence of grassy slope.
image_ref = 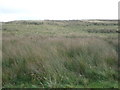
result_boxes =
[2,20,118,88]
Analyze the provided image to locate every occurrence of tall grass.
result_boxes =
[2,35,118,88]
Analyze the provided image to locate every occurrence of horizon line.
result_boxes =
[1,19,119,22]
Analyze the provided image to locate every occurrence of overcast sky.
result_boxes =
[0,0,119,22]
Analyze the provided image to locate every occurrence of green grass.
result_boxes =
[2,20,118,88]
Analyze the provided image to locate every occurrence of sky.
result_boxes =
[0,0,119,22]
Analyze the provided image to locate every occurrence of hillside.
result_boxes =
[2,20,118,88]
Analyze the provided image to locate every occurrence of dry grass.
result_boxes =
[3,35,118,88]
[2,20,118,88]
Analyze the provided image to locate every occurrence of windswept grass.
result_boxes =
[2,20,118,88]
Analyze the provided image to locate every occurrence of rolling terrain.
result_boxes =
[2,20,118,88]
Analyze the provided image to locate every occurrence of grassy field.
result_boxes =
[2,20,118,88]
